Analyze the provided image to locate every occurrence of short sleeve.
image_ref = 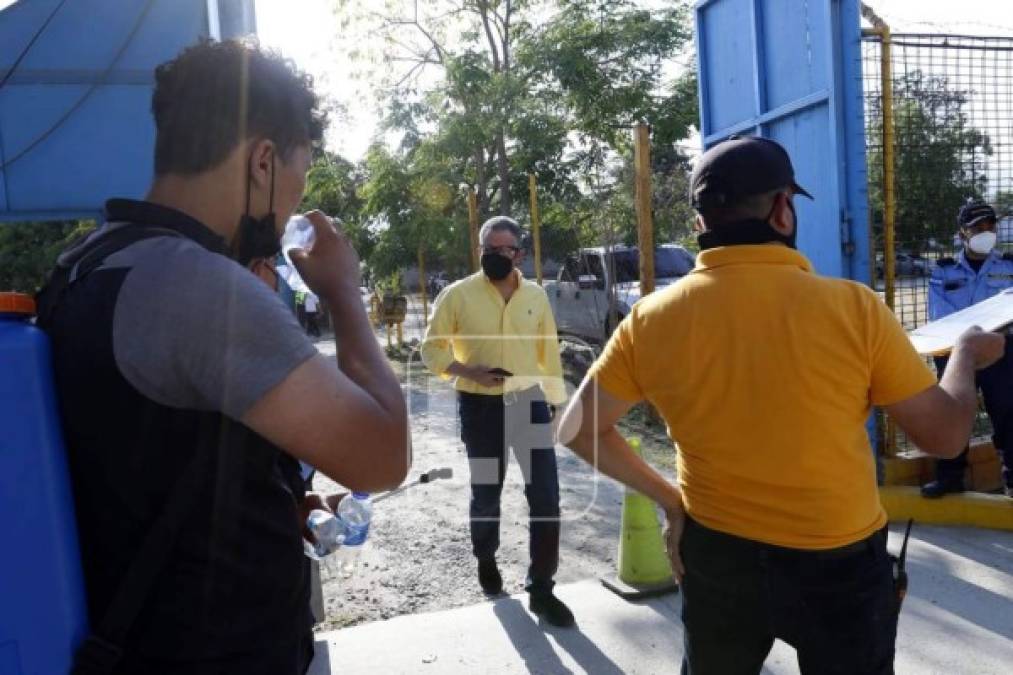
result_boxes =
[111,238,319,419]
[587,311,644,402]
[867,291,937,406]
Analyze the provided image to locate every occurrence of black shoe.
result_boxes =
[529,591,575,628]
[921,479,965,499]
[478,558,503,595]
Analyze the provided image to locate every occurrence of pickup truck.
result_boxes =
[546,244,696,344]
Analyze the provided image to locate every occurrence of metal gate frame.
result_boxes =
[695,0,870,282]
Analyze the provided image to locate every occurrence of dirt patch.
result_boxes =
[309,350,676,630]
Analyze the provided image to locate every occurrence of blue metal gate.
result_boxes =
[695,0,870,281]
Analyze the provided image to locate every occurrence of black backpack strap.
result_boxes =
[36,224,180,329]
[72,446,213,674]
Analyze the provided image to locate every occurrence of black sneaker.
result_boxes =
[529,591,575,628]
[920,479,965,499]
[478,558,503,595]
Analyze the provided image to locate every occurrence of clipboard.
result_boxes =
[908,288,1013,355]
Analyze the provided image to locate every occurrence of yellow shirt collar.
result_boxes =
[694,244,814,274]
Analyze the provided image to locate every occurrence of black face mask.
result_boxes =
[697,198,798,251]
[481,252,514,281]
[235,154,281,266]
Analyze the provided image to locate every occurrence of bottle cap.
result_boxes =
[0,292,35,316]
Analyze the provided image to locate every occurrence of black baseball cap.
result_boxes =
[956,198,996,228]
[690,135,813,210]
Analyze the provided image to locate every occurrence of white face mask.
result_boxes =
[967,231,997,255]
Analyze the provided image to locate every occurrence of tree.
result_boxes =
[337,0,698,232]
[992,189,1013,218]
[867,70,992,253]
[300,150,375,260]
[359,143,470,281]
[0,220,95,293]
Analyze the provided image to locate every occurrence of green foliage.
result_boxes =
[300,151,374,259]
[518,0,694,146]
[360,143,469,279]
[336,0,700,274]
[992,189,1013,217]
[0,221,95,293]
[867,71,992,252]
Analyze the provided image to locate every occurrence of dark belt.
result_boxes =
[806,527,887,560]
[459,386,542,406]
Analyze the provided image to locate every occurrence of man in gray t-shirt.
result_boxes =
[40,40,409,675]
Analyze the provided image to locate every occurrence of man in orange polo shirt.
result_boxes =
[558,137,1005,673]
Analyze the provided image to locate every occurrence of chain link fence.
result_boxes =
[863,31,1013,455]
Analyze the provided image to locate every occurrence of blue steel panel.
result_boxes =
[837,0,871,283]
[768,107,842,275]
[760,0,830,110]
[0,0,253,221]
[697,0,757,134]
[695,0,869,281]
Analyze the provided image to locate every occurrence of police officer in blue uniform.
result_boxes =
[922,199,1013,499]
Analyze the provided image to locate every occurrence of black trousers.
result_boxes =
[305,311,320,337]
[679,518,897,675]
[116,633,315,675]
[933,336,1013,488]
[458,389,560,592]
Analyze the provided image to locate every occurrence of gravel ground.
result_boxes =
[310,341,675,631]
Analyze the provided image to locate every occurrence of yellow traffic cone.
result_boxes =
[601,438,679,599]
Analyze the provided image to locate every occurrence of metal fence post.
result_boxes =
[528,173,543,286]
[634,123,655,297]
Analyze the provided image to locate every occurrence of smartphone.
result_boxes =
[487,368,513,377]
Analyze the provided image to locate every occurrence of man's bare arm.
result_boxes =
[244,211,409,491]
[558,377,682,513]
[887,327,1005,458]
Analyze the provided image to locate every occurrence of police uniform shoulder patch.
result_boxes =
[936,257,956,266]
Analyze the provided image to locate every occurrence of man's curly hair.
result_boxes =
[151,38,326,175]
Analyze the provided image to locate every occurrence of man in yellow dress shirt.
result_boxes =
[421,215,572,627]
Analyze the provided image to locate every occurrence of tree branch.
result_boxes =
[372,11,447,65]
[477,2,502,72]
[394,54,439,88]
[502,0,512,72]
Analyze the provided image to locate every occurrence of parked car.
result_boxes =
[875,252,929,278]
[427,272,450,298]
[546,244,696,344]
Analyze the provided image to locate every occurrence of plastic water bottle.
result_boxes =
[304,509,344,560]
[281,215,315,264]
[334,492,372,578]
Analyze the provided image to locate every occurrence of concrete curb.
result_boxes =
[880,486,1013,530]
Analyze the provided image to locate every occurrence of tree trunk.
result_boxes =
[496,132,510,215]
[474,146,488,221]
[478,1,512,216]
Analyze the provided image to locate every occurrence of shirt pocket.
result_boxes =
[985,275,1013,291]
[508,303,542,337]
